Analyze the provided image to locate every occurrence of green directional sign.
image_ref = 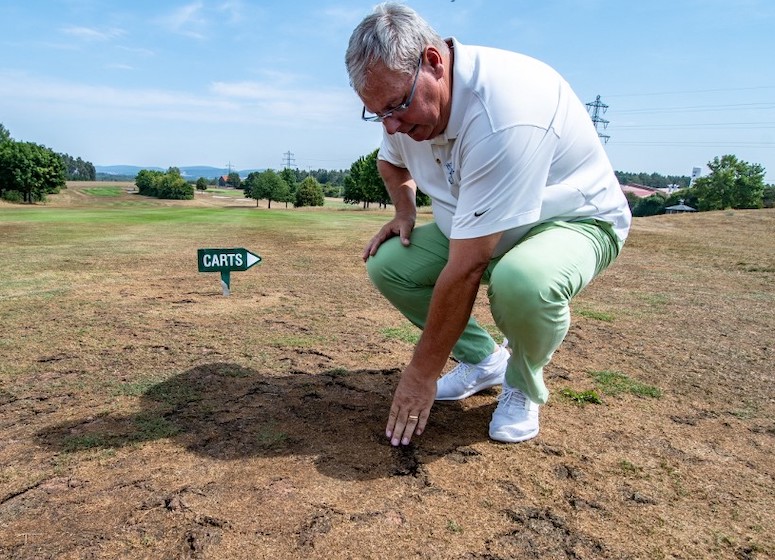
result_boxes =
[197,248,262,295]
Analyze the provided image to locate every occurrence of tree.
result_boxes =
[295,176,325,207]
[343,149,430,208]
[227,171,241,189]
[343,149,386,208]
[244,170,289,208]
[279,168,297,208]
[135,169,161,196]
[664,188,699,210]
[763,185,775,208]
[623,191,641,211]
[60,153,96,180]
[0,141,66,203]
[615,170,690,189]
[632,194,666,217]
[134,168,193,200]
[195,177,209,191]
[0,123,10,143]
[157,168,193,200]
[692,155,766,211]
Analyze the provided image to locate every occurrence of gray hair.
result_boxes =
[345,2,446,95]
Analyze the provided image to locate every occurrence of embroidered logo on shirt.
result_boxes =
[474,209,490,217]
[444,161,455,185]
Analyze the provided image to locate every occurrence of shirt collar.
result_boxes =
[431,37,471,145]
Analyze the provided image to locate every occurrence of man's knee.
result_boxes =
[366,237,404,291]
[489,259,568,318]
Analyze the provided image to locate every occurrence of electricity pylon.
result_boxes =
[586,95,610,144]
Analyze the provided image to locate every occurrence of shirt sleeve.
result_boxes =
[377,132,406,169]
[450,123,559,240]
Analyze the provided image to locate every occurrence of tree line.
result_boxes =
[627,155,773,217]
[240,169,325,208]
[342,149,430,208]
[615,171,691,189]
[0,124,66,203]
[0,123,97,203]
[186,168,325,208]
[3,120,771,213]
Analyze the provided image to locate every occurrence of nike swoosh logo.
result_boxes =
[474,209,490,217]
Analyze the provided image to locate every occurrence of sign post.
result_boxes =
[197,248,262,295]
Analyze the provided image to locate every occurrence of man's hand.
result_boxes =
[385,364,437,446]
[362,214,415,261]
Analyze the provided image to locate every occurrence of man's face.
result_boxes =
[360,58,445,142]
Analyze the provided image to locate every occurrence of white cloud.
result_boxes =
[0,71,357,128]
[61,26,125,41]
[217,0,245,24]
[155,2,207,39]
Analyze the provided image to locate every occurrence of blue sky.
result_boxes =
[1,0,773,182]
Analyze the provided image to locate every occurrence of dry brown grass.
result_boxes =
[1,184,773,559]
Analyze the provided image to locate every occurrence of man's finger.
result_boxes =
[390,416,408,446]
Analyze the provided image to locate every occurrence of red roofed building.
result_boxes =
[620,183,663,199]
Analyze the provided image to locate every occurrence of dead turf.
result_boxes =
[0,184,773,559]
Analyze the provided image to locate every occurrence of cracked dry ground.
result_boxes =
[0,193,773,559]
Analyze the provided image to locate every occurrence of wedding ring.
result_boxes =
[408,415,419,420]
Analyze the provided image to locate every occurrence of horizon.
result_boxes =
[1,1,774,182]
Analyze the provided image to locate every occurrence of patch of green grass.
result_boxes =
[381,324,421,345]
[619,459,644,476]
[112,378,163,397]
[730,400,759,420]
[591,370,662,398]
[560,388,603,405]
[256,425,289,449]
[61,434,111,452]
[636,292,670,307]
[83,187,125,197]
[575,308,615,322]
[446,519,463,534]
[144,381,203,407]
[134,412,181,440]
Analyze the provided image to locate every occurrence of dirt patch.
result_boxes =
[0,185,773,558]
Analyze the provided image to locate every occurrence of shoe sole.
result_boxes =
[435,378,504,401]
[489,427,539,443]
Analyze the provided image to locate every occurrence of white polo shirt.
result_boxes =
[378,38,631,257]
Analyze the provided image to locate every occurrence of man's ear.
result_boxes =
[424,46,446,79]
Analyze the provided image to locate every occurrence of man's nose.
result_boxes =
[382,115,402,135]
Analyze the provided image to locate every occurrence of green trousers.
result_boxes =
[366,220,623,404]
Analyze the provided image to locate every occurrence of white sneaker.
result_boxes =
[435,344,509,401]
[489,381,540,443]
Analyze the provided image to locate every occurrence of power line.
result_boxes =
[611,141,775,147]
[615,102,775,115]
[615,121,775,130]
[604,85,775,98]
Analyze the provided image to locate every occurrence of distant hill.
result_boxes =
[95,165,265,180]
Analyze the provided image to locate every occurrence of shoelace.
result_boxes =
[498,385,526,408]
[449,362,474,381]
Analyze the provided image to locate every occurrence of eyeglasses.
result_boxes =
[361,54,423,123]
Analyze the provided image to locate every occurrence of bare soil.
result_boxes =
[0,184,773,559]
